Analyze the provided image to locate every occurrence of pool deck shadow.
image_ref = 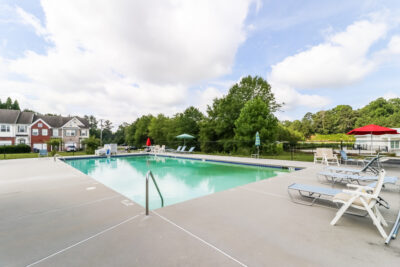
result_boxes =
[0,154,400,266]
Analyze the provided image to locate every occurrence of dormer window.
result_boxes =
[38,123,43,128]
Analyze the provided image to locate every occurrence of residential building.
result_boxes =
[0,109,90,151]
[0,109,34,145]
[33,115,90,151]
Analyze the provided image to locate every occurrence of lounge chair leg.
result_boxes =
[374,206,388,227]
[330,196,357,226]
[364,203,388,239]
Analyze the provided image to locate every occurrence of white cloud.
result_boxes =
[194,87,224,113]
[1,0,256,124]
[267,15,400,111]
[387,35,400,54]
[269,19,387,89]
[16,7,48,37]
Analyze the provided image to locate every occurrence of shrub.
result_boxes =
[0,144,31,154]
[82,136,100,154]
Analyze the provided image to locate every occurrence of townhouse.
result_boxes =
[0,109,90,151]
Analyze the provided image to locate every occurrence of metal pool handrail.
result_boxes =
[145,170,164,215]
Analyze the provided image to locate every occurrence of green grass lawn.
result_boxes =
[1,150,314,162]
[0,151,88,160]
[195,151,314,162]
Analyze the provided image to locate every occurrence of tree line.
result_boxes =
[0,97,20,110]
[115,76,302,155]
[283,98,400,139]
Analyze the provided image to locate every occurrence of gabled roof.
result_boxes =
[0,109,20,124]
[0,109,90,128]
[31,118,52,128]
[33,115,89,128]
[16,111,34,124]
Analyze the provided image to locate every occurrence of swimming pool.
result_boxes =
[65,155,291,210]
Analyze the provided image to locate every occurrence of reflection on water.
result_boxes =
[67,156,290,210]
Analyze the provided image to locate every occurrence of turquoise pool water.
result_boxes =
[66,155,291,210]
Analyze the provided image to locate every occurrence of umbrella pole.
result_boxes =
[370,133,374,155]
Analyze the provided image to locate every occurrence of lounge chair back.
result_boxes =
[176,146,182,152]
[360,155,380,175]
[340,150,348,160]
[39,149,48,156]
[188,147,195,152]
[323,148,334,158]
[180,146,187,152]
[315,148,325,157]
[372,169,385,198]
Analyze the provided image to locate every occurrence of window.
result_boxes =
[38,123,43,128]
[19,139,26,144]
[81,129,87,136]
[18,125,27,133]
[66,130,76,136]
[1,125,10,132]
[391,141,399,149]
[42,129,48,136]
[53,129,58,137]
[32,129,39,136]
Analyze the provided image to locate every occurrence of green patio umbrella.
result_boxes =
[176,133,195,146]
[255,132,260,156]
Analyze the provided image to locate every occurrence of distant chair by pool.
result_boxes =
[38,149,48,157]
[340,150,361,165]
[178,146,187,153]
[185,147,195,153]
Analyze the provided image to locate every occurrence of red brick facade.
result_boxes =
[30,120,51,151]
[0,137,15,145]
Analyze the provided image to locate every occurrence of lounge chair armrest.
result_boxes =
[342,189,375,199]
[346,184,374,191]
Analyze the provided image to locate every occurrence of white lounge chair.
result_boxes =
[314,148,325,164]
[177,146,187,153]
[326,155,381,176]
[317,171,398,185]
[160,145,165,153]
[167,146,181,152]
[181,146,195,154]
[330,170,389,239]
[314,148,339,165]
[288,178,394,207]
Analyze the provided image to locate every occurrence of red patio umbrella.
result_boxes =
[347,124,398,153]
[347,124,398,135]
[146,137,151,146]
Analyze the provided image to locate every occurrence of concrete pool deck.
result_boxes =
[0,154,399,266]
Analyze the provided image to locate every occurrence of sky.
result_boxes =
[1,0,400,128]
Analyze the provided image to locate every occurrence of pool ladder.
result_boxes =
[145,170,164,215]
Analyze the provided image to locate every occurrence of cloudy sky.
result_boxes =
[1,0,400,127]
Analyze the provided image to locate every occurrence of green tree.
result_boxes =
[200,75,280,152]
[5,97,12,109]
[11,100,20,110]
[113,123,128,144]
[276,124,304,143]
[234,97,278,149]
[132,115,153,147]
[330,105,356,133]
[167,107,204,147]
[148,114,171,145]
[82,136,100,154]
[47,138,62,156]
[84,115,100,138]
